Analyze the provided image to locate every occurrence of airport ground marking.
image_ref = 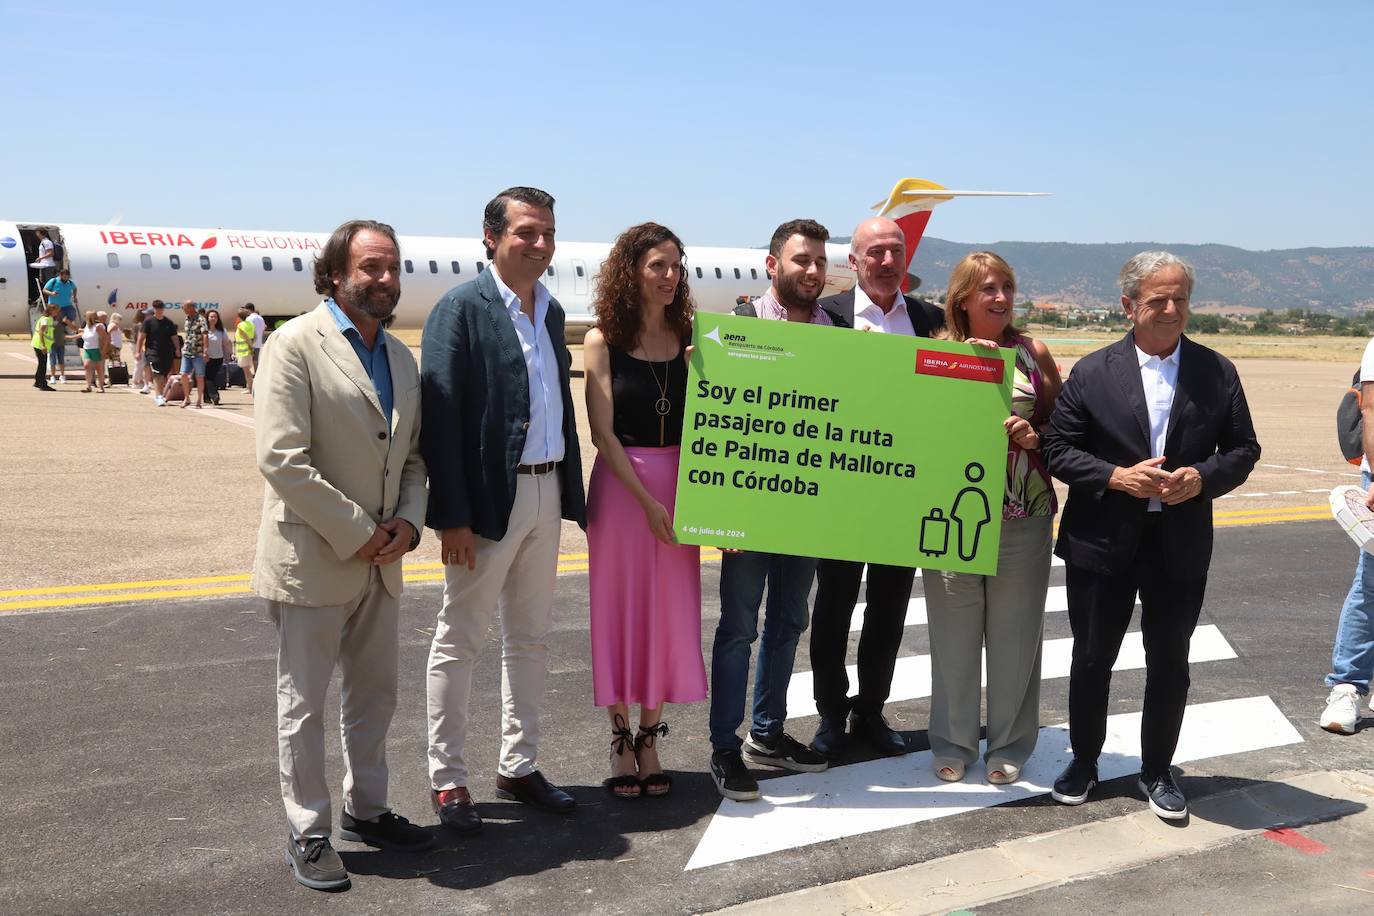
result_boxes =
[685,695,1303,870]
[786,624,1235,719]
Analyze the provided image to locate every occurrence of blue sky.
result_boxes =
[3,1,1369,251]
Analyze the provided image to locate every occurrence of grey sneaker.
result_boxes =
[284,835,350,890]
[743,731,829,772]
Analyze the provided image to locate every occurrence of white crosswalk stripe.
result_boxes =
[786,624,1235,720]
[852,582,1078,632]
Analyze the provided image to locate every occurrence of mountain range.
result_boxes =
[896,237,1374,313]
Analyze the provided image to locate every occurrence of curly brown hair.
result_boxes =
[593,223,694,350]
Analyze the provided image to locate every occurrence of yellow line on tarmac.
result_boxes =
[1215,503,1326,519]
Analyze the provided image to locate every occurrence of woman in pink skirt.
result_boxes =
[584,222,705,799]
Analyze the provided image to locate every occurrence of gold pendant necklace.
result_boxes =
[647,356,671,447]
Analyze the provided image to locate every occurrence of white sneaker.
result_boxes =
[1321,684,1359,735]
[139,385,151,395]
[154,395,167,407]
[58,376,66,384]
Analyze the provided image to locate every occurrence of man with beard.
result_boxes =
[421,187,586,832]
[253,219,433,891]
[708,219,839,801]
[807,216,945,760]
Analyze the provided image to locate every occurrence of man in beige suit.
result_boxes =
[253,219,433,892]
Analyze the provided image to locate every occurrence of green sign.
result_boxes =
[675,313,1014,574]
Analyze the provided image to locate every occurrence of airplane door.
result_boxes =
[0,223,28,334]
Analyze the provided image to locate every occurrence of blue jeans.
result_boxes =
[708,550,818,751]
[1329,470,1374,694]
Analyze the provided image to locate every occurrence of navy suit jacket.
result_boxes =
[420,269,587,540]
[1040,332,1259,579]
[816,289,945,338]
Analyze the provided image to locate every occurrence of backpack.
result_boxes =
[731,298,852,328]
[49,239,64,266]
[1338,369,1364,466]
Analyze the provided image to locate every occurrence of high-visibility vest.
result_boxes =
[235,320,255,359]
[31,315,54,351]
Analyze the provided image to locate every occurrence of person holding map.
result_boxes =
[920,252,1062,784]
[807,216,946,760]
[1041,251,1259,821]
[708,219,838,801]
[583,223,706,800]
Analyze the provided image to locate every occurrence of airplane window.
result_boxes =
[451,261,461,274]
[750,268,758,280]
[695,267,702,279]
[575,265,585,277]
[546,267,553,276]
[477,262,485,273]
[170,254,181,270]
[404,259,413,274]
[262,257,273,271]
[107,253,119,268]
[140,254,152,269]
[292,257,303,272]
[714,268,722,279]
[429,260,438,274]
[734,268,741,279]
[200,255,211,270]
[232,256,242,271]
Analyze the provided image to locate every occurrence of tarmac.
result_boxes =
[1,336,1372,914]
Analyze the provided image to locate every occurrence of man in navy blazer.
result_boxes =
[1041,251,1259,821]
[420,187,587,831]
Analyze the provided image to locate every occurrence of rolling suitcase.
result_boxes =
[108,360,130,386]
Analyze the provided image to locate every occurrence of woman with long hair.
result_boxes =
[924,251,1062,785]
[78,310,108,393]
[584,222,705,799]
[204,308,230,406]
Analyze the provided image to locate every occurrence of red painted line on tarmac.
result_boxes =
[1263,828,1329,855]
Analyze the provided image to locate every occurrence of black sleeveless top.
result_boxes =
[610,344,687,447]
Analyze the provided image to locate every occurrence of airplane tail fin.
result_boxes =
[871,178,1049,290]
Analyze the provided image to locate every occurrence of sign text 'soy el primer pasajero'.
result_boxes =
[675,313,1013,575]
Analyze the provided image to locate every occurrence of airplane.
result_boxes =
[0,178,1045,336]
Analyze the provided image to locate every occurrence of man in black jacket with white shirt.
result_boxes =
[1040,251,1259,820]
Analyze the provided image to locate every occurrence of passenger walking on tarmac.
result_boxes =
[203,308,229,406]
[246,302,266,369]
[139,300,178,406]
[421,186,587,832]
[31,303,58,391]
[806,216,945,764]
[707,219,838,803]
[178,301,208,409]
[921,252,1062,785]
[1041,251,1260,821]
[253,219,433,891]
[77,310,108,393]
[1319,332,1374,734]
[106,312,124,362]
[132,308,149,390]
[584,223,705,799]
[235,306,257,395]
[42,268,78,383]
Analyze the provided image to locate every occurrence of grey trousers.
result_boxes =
[269,566,398,838]
[921,514,1053,769]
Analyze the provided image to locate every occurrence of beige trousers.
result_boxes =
[269,566,398,838]
[427,471,562,789]
[922,515,1053,770]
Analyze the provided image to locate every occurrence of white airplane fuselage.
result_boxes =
[0,221,857,335]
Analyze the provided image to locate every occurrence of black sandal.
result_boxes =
[603,713,641,799]
[635,722,672,797]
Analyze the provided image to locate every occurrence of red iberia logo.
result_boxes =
[915,349,1004,383]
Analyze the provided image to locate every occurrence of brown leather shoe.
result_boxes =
[494,771,575,813]
[432,786,482,834]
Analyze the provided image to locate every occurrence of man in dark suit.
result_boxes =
[420,187,587,833]
[1041,251,1259,820]
[808,216,945,759]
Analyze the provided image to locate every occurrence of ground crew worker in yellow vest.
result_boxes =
[32,304,58,391]
[235,306,257,396]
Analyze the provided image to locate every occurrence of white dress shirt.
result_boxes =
[1137,343,1181,512]
[851,285,915,336]
[491,265,565,465]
